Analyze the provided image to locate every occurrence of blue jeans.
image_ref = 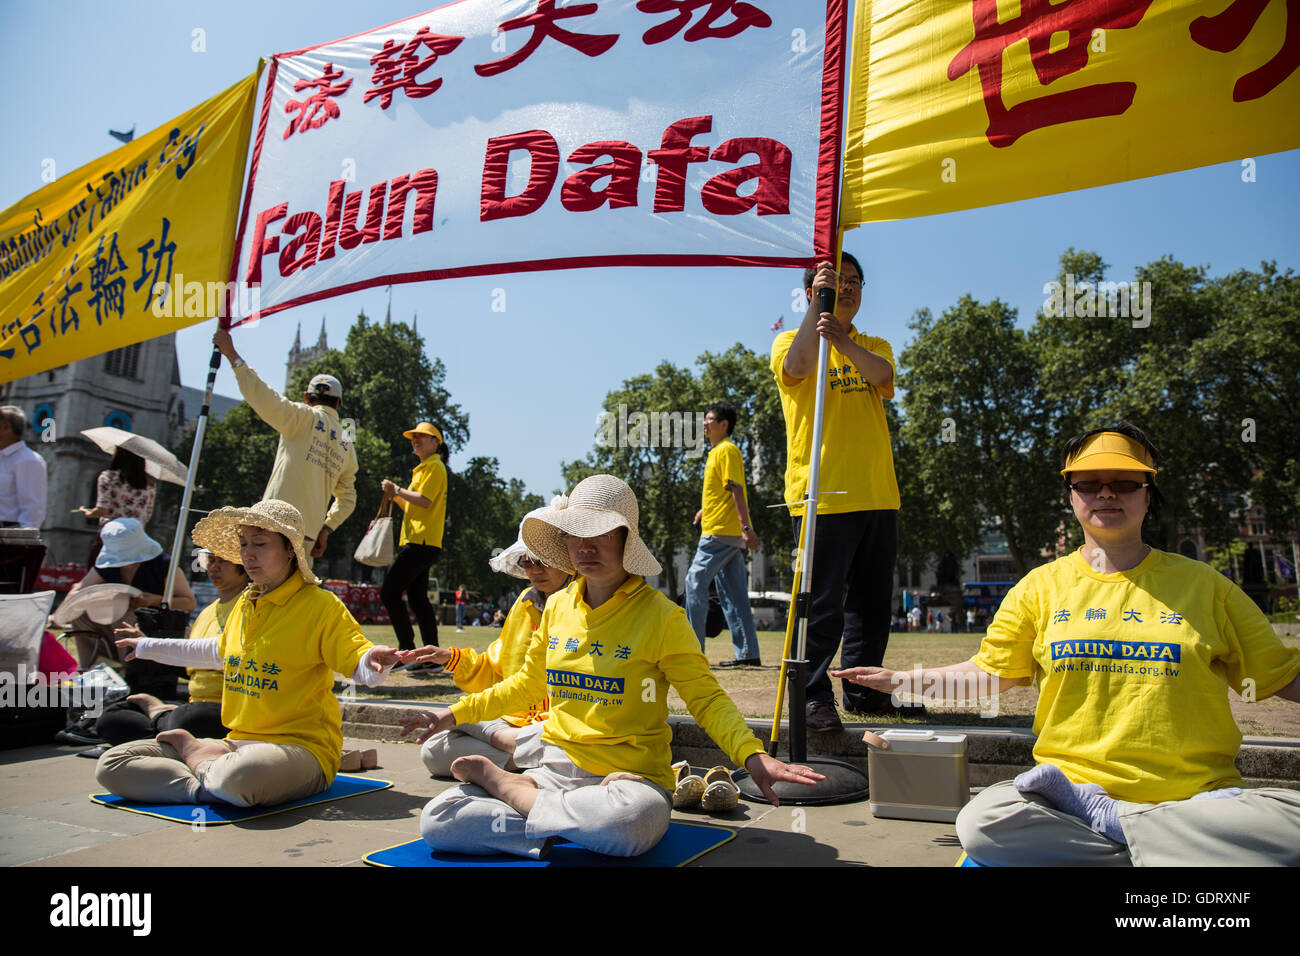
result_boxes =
[684,536,759,660]
[456,603,465,627]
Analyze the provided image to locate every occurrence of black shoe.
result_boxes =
[716,658,762,668]
[55,728,103,746]
[805,700,843,733]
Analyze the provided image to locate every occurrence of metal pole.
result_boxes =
[162,343,222,607]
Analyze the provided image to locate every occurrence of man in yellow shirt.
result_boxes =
[685,402,762,666]
[769,253,905,730]
[213,329,357,567]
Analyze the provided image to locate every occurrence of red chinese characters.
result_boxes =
[365,27,466,109]
[475,0,619,77]
[283,63,353,139]
[636,0,772,44]
[948,0,1154,148]
[1190,0,1298,101]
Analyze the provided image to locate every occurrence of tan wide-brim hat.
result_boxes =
[489,499,570,579]
[192,499,318,586]
[522,475,661,577]
[1060,432,1157,477]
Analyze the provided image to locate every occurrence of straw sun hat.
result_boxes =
[192,499,318,586]
[522,475,661,577]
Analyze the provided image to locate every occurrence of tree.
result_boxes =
[442,457,543,597]
[897,298,1061,577]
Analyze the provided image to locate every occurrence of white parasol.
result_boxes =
[81,427,189,486]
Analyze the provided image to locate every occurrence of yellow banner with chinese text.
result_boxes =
[842,0,1300,225]
[0,66,262,382]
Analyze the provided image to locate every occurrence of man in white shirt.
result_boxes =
[0,405,47,528]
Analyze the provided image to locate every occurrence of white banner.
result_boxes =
[230,0,847,323]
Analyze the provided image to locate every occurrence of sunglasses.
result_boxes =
[518,556,544,570]
[1068,480,1150,495]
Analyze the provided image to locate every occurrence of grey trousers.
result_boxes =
[421,718,527,777]
[420,739,672,859]
[96,738,327,808]
[957,779,1300,867]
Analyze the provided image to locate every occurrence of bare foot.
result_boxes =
[450,755,540,816]
[487,725,521,755]
[156,729,232,775]
[601,772,645,786]
[127,693,178,720]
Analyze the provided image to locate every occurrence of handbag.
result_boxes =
[354,499,395,567]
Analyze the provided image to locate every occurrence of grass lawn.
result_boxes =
[361,625,1300,737]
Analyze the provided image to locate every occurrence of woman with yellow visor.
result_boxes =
[834,423,1300,866]
[380,421,448,652]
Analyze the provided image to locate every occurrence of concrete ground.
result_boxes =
[1,737,961,868]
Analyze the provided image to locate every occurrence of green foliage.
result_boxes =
[442,457,544,595]
[562,344,787,598]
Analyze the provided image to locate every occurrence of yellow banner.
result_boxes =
[0,67,262,381]
[842,0,1300,225]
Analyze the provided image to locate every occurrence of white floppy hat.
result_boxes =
[51,583,143,627]
[95,518,163,569]
[191,499,318,586]
[522,475,661,577]
[489,498,569,579]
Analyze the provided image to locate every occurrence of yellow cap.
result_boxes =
[1061,432,1156,477]
[402,422,443,444]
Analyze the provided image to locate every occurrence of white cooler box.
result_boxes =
[865,729,970,823]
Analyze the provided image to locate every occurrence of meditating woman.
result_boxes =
[409,509,570,777]
[380,422,448,652]
[399,475,823,859]
[97,500,400,807]
[834,424,1300,866]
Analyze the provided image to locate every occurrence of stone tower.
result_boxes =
[285,318,328,391]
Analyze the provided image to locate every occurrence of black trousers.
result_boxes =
[381,543,441,651]
[95,700,227,746]
[793,510,898,711]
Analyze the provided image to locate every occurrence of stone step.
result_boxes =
[340,698,1300,789]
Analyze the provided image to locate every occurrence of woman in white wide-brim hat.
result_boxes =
[405,500,571,778]
[835,423,1300,866]
[97,499,402,808]
[398,475,824,860]
[62,517,196,669]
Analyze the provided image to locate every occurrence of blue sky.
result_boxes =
[2,0,1296,499]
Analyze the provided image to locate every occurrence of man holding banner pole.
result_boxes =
[770,253,908,732]
[212,329,357,568]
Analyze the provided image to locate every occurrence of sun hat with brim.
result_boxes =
[191,499,319,586]
[402,421,443,444]
[51,584,143,627]
[95,518,164,569]
[489,501,567,579]
[522,475,661,577]
[1060,431,1157,477]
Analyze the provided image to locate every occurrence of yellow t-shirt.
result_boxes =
[973,548,1300,803]
[216,574,373,781]
[450,576,766,790]
[446,588,551,728]
[769,328,900,516]
[399,456,447,548]
[700,438,746,537]
[186,596,238,703]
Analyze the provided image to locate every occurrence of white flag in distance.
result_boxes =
[229,0,848,324]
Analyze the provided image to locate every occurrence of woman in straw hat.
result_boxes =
[380,422,448,652]
[835,423,1300,866]
[407,503,571,777]
[96,499,402,807]
[399,474,823,859]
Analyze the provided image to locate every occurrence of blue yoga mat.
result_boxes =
[366,820,735,867]
[90,774,393,824]
[955,851,985,867]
